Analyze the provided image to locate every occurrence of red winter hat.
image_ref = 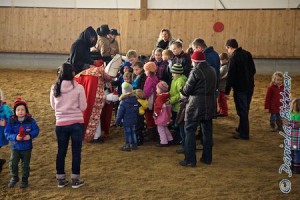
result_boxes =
[143,62,157,73]
[191,51,206,63]
[157,81,169,93]
[13,97,29,114]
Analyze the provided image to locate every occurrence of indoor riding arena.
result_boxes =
[0,0,300,199]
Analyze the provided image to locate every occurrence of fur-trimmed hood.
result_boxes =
[119,92,136,101]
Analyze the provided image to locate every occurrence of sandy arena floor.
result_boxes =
[0,69,299,199]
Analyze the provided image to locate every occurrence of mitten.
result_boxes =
[18,126,26,140]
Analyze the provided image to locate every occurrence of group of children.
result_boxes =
[1,33,300,190]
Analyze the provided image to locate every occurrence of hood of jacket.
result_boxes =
[60,80,79,94]
[119,92,136,101]
[78,26,97,48]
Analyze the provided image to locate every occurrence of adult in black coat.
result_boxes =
[179,51,217,167]
[67,26,97,74]
[225,39,256,140]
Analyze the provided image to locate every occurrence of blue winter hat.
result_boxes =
[122,61,132,68]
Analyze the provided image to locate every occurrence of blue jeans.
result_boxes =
[56,123,84,175]
[184,119,213,164]
[270,113,281,121]
[294,150,300,166]
[233,89,253,139]
[124,126,137,145]
[179,123,185,149]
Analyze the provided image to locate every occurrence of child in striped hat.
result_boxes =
[169,64,188,144]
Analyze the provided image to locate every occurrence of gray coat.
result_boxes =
[218,63,229,92]
[181,61,217,122]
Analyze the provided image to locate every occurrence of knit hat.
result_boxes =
[13,97,29,114]
[171,64,184,74]
[191,51,206,63]
[122,82,133,94]
[122,61,132,68]
[157,81,169,93]
[143,62,157,73]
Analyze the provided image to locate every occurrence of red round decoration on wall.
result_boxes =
[213,22,224,32]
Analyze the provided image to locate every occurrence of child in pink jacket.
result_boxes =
[153,81,173,147]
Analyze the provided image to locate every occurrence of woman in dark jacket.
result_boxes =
[67,26,97,74]
[179,51,216,167]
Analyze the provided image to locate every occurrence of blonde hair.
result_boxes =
[291,99,300,113]
[157,28,172,42]
[271,71,283,84]
[126,50,138,59]
[123,72,132,83]
[155,48,163,54]
[134,89,144,99]
[162,49,173,59]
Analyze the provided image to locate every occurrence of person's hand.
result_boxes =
[23,135,31,141]
[265,109,269,113]
[16,135,23,141]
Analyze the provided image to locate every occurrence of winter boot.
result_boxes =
[0,158,6,173]
[20,177,28,189]
[270,120,276,132]
[276,120,283,132]
[119,144,131,152]
[8,176,19,188]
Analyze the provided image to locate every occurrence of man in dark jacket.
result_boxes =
[179,51,217,167]
[225,39,256,140]
[67,26,97,74]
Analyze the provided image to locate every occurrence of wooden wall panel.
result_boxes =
[0,8,299,58]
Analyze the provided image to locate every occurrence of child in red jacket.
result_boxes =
[264,71,284,132]
[153,81,173,147]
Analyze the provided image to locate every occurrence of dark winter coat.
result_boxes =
[172,51,192,78]
[5,115,39,151]
[225,47,256,95]
[203,46,220,82]
[67,26,97,74]
[156,40,170,50]
[181,61,217,121]
[116,93,139,127]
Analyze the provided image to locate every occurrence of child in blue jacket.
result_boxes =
[5,98,39,188]
[0,89,13,173]
[115,82,139,152]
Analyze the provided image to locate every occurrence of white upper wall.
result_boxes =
[0,0,299,9]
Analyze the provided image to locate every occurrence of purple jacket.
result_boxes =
[143,75,158,110]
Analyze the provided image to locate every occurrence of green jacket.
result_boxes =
[170,75,187,112]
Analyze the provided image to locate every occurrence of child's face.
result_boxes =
[155,51,162,62]
[172,73,180,78]
[162,31,169,41]
[171,44,182,56]
[274,76,283,86]
[145,70,150,76]
[156,87,162,94]
[220,59,228,65]
[124,77,131,83]
[128,56,138,65]
[133,66,143,76]
[16,105,26,118]
[162,54,169,61]
[123,66,131,73]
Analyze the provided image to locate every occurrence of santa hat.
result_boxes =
[191,51,206,63]
[157,81,169,93]
[143,62,157,73]
[13,97,29,114]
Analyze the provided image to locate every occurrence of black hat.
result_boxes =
[110,29,120,36]
[96,24,110,36]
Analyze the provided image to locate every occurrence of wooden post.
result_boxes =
[140,0,147,20]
